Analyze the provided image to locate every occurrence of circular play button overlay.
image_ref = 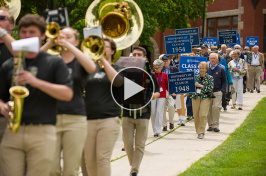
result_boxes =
[111,67,155,111]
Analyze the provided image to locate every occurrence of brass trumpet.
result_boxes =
[45,21,62,55]
[81,35,105,64]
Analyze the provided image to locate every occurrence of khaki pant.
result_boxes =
[0,117,8,143]
[207,91,222,129]
[192,97,211,134]
[50,115,87,176]
[84,117,120,176]
[248,66,262,91]
[0,125,56,176]
[0,117,8,171]
[122,117,149,174]
[163,94,176,127]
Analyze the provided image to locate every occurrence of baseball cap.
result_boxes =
[162,54,170,60]
[201,44,208,48]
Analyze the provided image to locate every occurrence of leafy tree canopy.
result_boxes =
[16,0,213,48]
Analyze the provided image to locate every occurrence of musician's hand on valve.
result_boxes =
[57,36,70,49]
[17,70,39,87]
[47,38,56,47]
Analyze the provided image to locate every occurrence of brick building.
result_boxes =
[126,0,266,64]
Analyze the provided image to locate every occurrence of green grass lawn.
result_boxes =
[179,97,266,176]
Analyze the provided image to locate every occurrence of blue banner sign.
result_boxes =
[246,36,259,47]
[164,34,192,55]
[218,30,237,44]
[175,27,200,46]
[229,33,241,48]
[179,56,208,75]
[168,71,195,94]
[203,37,218,48]
[199,38,202,46]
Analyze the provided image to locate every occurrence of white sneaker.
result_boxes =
[181,116,186,126]
[177,119,182,125]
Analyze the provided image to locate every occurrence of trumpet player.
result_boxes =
[0,14,73,176]
[42,26,96,176]
[83,38,124,176]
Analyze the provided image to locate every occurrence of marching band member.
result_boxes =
[83,38,123,176]
[0,7,15,145]
[44,27,96,176]
[0,14,73,176]
[122,46,160,176]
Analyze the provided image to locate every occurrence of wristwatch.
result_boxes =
[0,29,7,38]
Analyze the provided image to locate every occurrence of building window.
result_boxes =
[263,15,266,52]
[207,16,238,37]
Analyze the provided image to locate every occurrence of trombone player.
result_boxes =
[0,14,73,176]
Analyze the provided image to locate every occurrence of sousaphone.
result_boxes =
[0,0,21,19]
[85,0,144,51]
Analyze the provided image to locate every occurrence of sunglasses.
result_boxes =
[0,16,8,21]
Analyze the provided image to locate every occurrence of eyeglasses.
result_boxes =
[154,67,161,70]
[0,16,8,21]
[235,48,240,49]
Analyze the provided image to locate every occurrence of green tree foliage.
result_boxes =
[17,0,213,47]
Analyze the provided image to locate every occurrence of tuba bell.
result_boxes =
[8,50,29,133]
[0,0,21,19]
[85,0,144,51]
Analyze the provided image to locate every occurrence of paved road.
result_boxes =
[110,85,266,176]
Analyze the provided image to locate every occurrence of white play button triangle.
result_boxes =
[124,77,144,101]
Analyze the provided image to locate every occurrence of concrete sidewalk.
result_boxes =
[111,85,266,176]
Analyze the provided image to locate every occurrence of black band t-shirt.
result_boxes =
[123,73,160,119]
[0,43,12,67]
[0,52,72,125]
[84,65,124,120]
[57,58,87,116]
[0,43,13,118]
